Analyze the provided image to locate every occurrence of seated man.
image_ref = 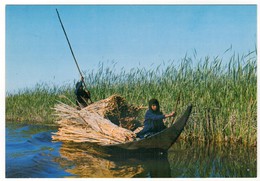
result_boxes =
[75,77,91,108]
[136,99,175,138]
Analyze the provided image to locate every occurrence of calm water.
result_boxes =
[5,123,257,178]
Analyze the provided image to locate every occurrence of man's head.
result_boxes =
[81,76,84,81]
[149,99,160,112]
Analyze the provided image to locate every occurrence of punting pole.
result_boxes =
[56,9,93,103]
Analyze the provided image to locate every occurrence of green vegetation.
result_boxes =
[6,51,257,146]
[6,83,75,125]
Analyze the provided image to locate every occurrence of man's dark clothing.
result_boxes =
[136,109,166,138]
[74,81,90,107]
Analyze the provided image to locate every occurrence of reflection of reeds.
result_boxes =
[6,51,257,145]
[55,143,145,178]
[168,141,257,177]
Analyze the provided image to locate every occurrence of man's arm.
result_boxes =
[145,110,166,121]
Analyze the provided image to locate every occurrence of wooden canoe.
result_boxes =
[105,104,192,151]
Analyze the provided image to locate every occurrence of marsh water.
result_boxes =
[6,123,256,178]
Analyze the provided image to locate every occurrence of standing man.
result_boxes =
[75,76,91,108]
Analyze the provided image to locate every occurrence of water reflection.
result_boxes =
[56,141,257,178]
[136,153,171,178]
[6,123,256,178]
[168,142,257,177]
[57,142,171,178]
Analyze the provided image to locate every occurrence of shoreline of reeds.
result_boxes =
[6,52,257,146]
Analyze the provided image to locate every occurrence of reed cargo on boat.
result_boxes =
[52,94,192,151]
[52,95,144,145]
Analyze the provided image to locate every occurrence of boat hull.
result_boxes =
[105,104,192,151]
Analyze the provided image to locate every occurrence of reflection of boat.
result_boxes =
[136,153,171,178]
[105,105,192,151]
[55,142,171,178]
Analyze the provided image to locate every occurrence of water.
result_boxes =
[5,123,257,178]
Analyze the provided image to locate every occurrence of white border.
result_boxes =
[1,1,259,181]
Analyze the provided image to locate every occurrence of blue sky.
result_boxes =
[5,5,257,93]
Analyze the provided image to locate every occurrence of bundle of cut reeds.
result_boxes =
[52,95,144,145]
[82,94,144,130]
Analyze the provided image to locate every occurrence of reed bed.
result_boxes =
[6,51,257,145]
[6,83,75,125]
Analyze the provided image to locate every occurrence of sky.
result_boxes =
[4,4,257,93]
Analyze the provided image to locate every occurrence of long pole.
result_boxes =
[56,9,92,103]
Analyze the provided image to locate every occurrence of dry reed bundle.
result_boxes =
[82,94,144,130]
[52,95,144,145]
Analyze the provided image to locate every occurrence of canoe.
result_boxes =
[105,104,192,151]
